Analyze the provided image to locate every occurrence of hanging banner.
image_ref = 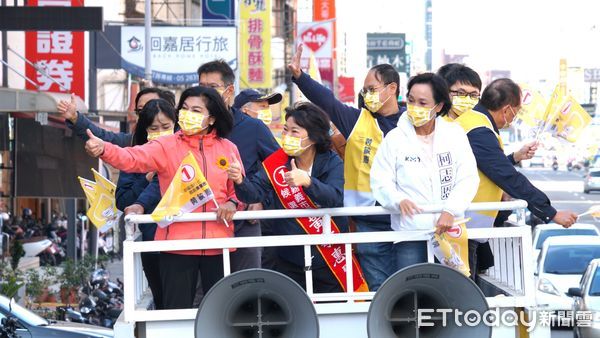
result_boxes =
[240,0,272,89]
[25,0,85,100]
[297,21,334,90]
[121,26,237,85]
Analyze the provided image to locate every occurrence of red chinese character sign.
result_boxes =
[297,21,334,90]
[25,0,85,99]
[240,0,272,88]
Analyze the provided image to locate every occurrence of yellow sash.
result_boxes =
[343,109,384,207]
[455,110,504,228]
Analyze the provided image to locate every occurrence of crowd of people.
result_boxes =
[56,47,580,310]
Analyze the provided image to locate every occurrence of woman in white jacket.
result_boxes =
[370,73,479,271]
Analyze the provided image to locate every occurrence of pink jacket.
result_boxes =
[101,130,244,256]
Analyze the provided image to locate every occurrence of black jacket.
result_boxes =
[235,150,348,267]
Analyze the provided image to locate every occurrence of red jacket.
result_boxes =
[101,130,243,255]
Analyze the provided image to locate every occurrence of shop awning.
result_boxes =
[0,87,87,114]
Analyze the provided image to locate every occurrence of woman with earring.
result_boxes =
[84,86,243,309]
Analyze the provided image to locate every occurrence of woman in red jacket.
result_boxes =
[85,86,243,309]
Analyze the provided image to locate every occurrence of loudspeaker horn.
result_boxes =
[367,263,490,338]
[195,268,319,338]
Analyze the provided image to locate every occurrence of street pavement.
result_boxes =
[520,167,600,338]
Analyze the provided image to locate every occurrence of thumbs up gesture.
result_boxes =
[85,129,105,158]
[284,159,311,188]
[227,152,244,185]
[57,93,78,123]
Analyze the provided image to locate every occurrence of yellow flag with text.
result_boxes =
[430,220,470,277]
[151,152,215,228]
[552,95,592,143]
[517,83,547,128]
[80,169,121,233]
[78,177,97,203]
[542,85,564,132]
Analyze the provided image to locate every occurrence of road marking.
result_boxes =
[552,200,599,204]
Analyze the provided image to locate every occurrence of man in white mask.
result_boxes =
[233,89,283,126]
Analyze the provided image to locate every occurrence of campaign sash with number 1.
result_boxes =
[263,149,369,292]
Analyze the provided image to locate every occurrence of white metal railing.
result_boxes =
[121,200,534,324]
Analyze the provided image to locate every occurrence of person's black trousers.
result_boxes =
[159,252,224,309]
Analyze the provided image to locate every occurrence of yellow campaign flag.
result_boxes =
[151,152,215,228]
[542,85,564,133]
[430,220,470,277]
[78,177,97,204]
[517,83,547,128]
[92,168,116,195]
[86,170,121,233]
[552,95,592,143]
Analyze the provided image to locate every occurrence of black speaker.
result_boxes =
[367,263,491,338]
[195,269,319,338]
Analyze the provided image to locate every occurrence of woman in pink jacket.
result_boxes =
[85,86,243,309]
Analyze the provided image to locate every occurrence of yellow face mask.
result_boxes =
[281,134,309,156]
[178,109,208,135]
[451,96,479,116]
[147,129,173,141]
[256,109,272,125]
[406,104,437,127]
[363,85,391,113]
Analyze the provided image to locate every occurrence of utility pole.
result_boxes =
[144,0,152,82]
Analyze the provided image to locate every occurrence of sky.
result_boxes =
[335,0,600,96]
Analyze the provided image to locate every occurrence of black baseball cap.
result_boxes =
[233,89,283,109]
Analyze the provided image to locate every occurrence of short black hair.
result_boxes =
[133,99,177,146]
[135,87,176,110]
[407,73,452,116]
[197,60,235,86]
[437,63,482,91]
[177,86,233,138]
[480,78,521,111]
[370,64,400,99]
[284,102,331,153]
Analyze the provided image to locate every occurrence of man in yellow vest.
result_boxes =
[453,78,578,280]
[438,64,538,277]
[288,44,403,291]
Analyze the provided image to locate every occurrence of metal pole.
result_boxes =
[89,30,97,113]
[0,59,39,88]
[66,199,77,261]
[1,0,7,87]
[144,0,152,82]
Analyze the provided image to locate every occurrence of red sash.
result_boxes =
[263,149,369,292]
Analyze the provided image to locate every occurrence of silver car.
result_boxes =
[568,258,600,337]
[583,169,600,194]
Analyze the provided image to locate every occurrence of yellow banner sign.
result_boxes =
[239,0,271,89]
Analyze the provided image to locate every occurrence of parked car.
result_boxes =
[535,236,600,316]
[0,294,113,338]
[532,223,600,264]
[584,169,600,194]
[567,258,600,337]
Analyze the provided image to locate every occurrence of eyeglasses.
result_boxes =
[449,90,480,100]
[199,83,226,90]
[360,84,389,96]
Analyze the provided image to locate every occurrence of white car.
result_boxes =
[532,223,600,264]
[535,236,600,313]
